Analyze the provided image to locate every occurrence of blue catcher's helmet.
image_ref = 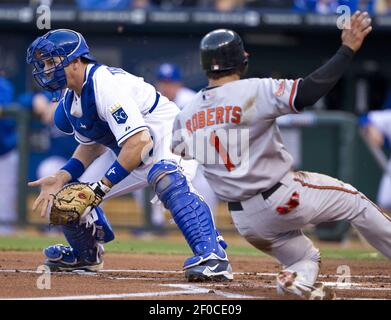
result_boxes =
[26,29,96,98]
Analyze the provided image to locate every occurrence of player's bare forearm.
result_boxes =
[116,130,153,173]
[72,143,107,167]
[101,130,153,187]
[26,143,107,217]
[56,143,107,184]
[362,124,384,147]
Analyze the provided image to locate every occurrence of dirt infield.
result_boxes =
[0,251,389,300]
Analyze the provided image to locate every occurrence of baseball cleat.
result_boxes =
[185,259,233,282]
[276,270,336,300]
[43,244,104,272]
[277,270,297,287]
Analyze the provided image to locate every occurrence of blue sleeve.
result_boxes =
[76,0,130,10]
[54,101,74,135]
[358,114,371,128]
[293,0,317,12]
[17,91,52,111]
[339,0,358,12]
[385,137,390,150]
[0,77,14,106]
[17,92,34,110]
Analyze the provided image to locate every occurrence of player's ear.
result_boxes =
[71,58,81,71]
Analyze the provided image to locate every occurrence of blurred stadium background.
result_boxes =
[0,0,390,246]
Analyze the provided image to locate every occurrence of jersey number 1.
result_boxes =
[209,131,235,172]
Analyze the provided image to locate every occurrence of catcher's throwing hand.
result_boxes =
[49,181,109,225]
[342,11,372,52]
[28,171,71,218]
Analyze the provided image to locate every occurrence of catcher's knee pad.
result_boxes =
[148,160,227,268]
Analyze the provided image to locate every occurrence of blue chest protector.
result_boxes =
[60,64,121,155]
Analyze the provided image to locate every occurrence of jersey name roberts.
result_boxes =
[185,106,242,134]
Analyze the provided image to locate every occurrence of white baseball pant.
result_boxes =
[230,171,391,289]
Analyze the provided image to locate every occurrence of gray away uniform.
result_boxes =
[172,77,391,293]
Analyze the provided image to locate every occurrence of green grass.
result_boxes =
[0,235,385,260]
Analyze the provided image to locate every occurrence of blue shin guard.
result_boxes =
[147,160,228,270]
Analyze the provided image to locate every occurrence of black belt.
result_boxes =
[228,182,282,211]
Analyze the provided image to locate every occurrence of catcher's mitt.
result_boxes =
[50,182,105,225]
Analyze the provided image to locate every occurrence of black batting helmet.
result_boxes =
[200,29,248,73]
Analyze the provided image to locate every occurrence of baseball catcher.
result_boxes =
[27,29,231,281]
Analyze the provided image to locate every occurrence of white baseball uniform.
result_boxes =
[58,64,197,202]
[367,110,391,209]
[172,77,391,291]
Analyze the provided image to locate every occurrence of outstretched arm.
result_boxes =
[28,143,107,217]
[294,11,372,110]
